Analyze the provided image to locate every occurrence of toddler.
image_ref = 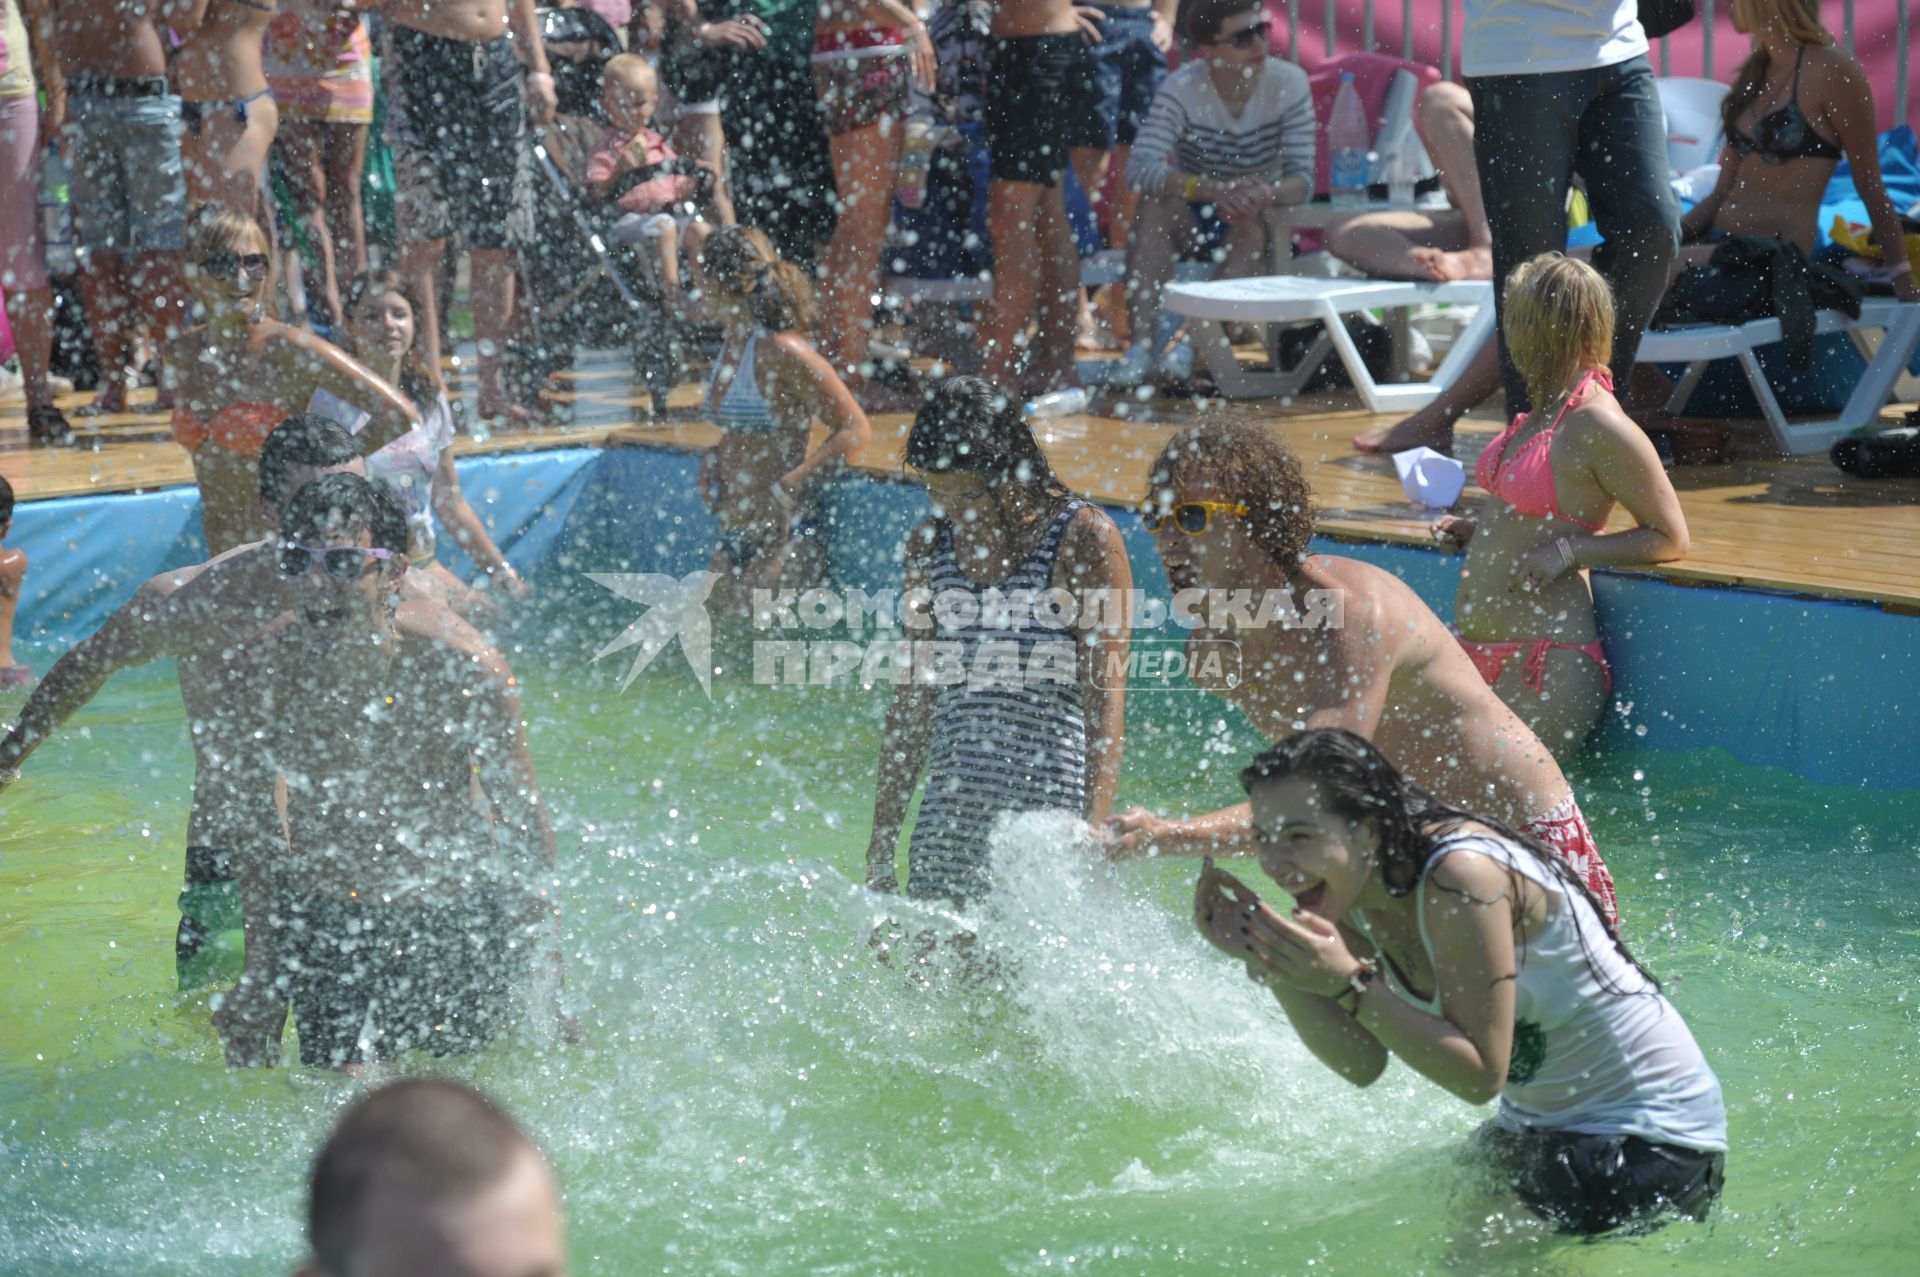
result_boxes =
[587,53,715,315]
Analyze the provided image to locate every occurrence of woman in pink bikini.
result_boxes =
[1433,254,1689,758]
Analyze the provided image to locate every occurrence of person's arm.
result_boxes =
[509,0,557,125]
[1124,82,1191,198]
[275,327,421,455]
[1148,0,1177,52]
[430,446,528,596]
[211,730,292,1067]
[468,648,566,984]
[1514,405,1689,591]
[0,574,189,781]
[1195,862,1387,1083]
[1826,58,1918,302]
[864,528,938,891]
[1679,145,1739,242]
[769,332,872,500]
[1271,68,1317,207]
[1059,509,1132,825]
[1239,850,1518,1103]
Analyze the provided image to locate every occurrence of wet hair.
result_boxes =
[1240,728,1659,995]
[307,1078,538,1276]
[259,415,362,508]
[185,201,268,264]
[603,51,658,97]
[1723,0,1834,147]
[0,473,13,529]
[1187,0,1265,46]
[905,375,1068,495]
[1502,253,1614,410]
[1146,419,1316,572]
[697,225,816,332]
[281,471,409,557]
[341,269,438,409]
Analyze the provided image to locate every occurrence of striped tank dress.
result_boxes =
[908,499,1091,900]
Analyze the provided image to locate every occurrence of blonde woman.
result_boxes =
[168,203,416,553]
[1434,254,1689,758]
[696,225,872,610]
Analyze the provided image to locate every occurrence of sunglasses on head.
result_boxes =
[199,251,271,282]
[1140,500,1250,535]
[277,543,400,580]
[1223,19,1271,49]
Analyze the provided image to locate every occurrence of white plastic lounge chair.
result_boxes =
[1161,275,1496,411]
[883,248,1127,306]
[1657,77,1731,176]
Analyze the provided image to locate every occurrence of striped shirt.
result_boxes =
[1125,58,1317,198]
[907,500,1092,901]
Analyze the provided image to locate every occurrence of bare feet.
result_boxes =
[1353,402,1457,454]
[1409,245,1494,282]
[76,378,130,417]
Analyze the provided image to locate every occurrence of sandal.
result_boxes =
[27,403,73,446]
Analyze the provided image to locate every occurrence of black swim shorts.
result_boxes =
[1470,1122,1726,1236]
[386,26,533,249]
[983,34,1105,186]
[277,893,530,1069]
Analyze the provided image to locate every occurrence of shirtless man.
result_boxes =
[379,0,557,424]
[1105,420,1619,929]
[213,473,560,1070]
[977,0,1106,396]
[49,0,194,413]
[0,417,483,988]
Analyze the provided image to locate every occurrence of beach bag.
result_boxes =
[1656,234,1864,368]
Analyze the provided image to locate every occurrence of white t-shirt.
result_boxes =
[1462,0,1649,79]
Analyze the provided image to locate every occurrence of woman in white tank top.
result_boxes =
[1195,727,1726,1236]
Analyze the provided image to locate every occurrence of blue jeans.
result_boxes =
[1469,55,1679,414]
[1083,5,1168,150]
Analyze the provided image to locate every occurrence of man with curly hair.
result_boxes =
[1106,420,1618,929]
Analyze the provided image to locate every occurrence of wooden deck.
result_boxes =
[5,351,1917,611]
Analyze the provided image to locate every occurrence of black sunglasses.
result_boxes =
[277,543,401,580]
[199,251,271,282]
[1223,19,1271,49]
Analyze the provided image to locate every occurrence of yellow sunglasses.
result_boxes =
[1140,500,1250,534]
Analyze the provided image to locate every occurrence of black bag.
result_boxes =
[1274,317,1392,393]
[1655,234,1864,368]
[1832,423,1920,478]
[1639,0,1697,40]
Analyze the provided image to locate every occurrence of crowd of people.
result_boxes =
[13,0,1920,1255]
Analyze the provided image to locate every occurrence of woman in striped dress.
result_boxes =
[864,376,1133,903]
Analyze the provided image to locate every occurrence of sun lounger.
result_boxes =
[1161,275,1496,411]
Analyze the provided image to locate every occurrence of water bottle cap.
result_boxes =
[1341,72,1355,81]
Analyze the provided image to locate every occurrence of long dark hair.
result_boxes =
[342,269,438,411]
[1240,728,1659,996]
[905,375,1069,496]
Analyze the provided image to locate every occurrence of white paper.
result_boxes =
[1392,446,1466,511]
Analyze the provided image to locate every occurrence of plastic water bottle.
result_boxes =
[896,119,935,210]
[1025,387,1090,418]
[39,144,77,276]
[1387,145,1418,207]
[1328,72,1371,209]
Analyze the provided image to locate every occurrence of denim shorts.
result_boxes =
[60,88,188,254]
[1084,5,1168,149]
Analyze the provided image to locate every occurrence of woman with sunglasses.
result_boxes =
[1197,728,1725,1236]
[337,269,527,618]
[1112,0,1314,384]
[865,376,1131,904]
[169,202,417,554]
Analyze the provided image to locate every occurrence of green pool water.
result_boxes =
[3,631,1918,1275]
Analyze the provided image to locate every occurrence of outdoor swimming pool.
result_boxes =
[3,614,1916,1274]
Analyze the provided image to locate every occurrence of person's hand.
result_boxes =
[42,84,66,138]
[1100,806,1168,859]
[1430,514,1477,553]
[1212,178,1275,222]
[1512,539,1572,594]
[1072,5,1107,43]
[696,16,768,50]
[1149,9,1175,52]
[1258,906,1365,997]
[865,851,899,892]
[489,563,533,600]
[1192,858,1282,971]
[905,24,937,91]
[525,70,558,126]
[211,973,287,1068]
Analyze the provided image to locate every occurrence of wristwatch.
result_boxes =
[1334,956,1377,1017]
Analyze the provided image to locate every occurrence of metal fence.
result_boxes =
[1280,0,1912,131]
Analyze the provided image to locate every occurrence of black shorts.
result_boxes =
[387,26,530,249]
[278,893,529,1068]
[1470,1123,1726,1236]
[984,34,1105,186]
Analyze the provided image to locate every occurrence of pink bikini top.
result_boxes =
[1474,367,1613,532]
